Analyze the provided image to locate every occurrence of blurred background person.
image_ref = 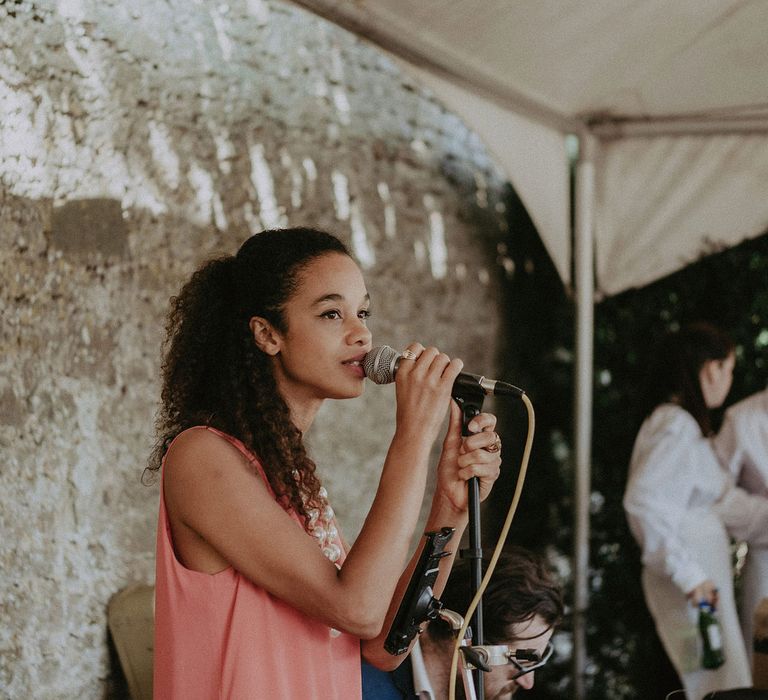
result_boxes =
[624,323,768,699]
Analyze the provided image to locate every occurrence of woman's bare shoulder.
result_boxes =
[164,426,252,480]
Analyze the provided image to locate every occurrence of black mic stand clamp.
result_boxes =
[384,527,455,656]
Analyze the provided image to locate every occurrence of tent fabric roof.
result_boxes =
[292,0,768,294]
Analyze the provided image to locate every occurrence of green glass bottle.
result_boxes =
[698,601,725,669]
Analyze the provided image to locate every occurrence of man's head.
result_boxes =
[427,547,563,698]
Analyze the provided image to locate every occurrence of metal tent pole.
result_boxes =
[572,131,596,700]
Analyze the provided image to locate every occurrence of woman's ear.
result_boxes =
[699,360,713,388]
[699,359,719,405]
[700,359,718,386]
[249,316,281,356]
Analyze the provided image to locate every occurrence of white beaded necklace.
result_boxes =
[295,474,341,564]
[297,479,344,638]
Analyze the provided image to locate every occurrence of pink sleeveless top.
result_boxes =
[153,426,362,699]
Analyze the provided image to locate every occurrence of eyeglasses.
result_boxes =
[461,640,555,679]
[507,642,554,679]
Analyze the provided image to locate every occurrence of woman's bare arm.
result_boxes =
[164,346,479,638]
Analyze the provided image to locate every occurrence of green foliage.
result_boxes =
[489,184,768,698]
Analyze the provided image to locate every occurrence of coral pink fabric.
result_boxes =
[153,426,362,699]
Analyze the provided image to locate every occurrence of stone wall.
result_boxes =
[0,1,509,696]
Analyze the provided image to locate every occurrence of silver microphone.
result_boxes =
[362,345,523,397]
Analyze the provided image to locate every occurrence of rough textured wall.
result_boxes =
[0,0,509,697]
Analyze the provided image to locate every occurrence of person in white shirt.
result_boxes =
[624,323,768,699]
[713,387,768,664]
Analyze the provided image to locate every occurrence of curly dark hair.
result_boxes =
[643,321,734,436]
[146,227,351,527]
[428,547,564,644]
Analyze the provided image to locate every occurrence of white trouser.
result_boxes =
[642,507,751,699]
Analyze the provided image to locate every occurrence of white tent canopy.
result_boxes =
[293,0,768,295]
[291,1,768,694]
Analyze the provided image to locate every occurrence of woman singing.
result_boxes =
[147,228,502,698]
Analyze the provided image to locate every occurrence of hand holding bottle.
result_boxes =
[687,579,719,609]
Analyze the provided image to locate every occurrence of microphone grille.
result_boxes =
[362,345,399,385]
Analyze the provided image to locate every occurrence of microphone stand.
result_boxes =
[453,387,488,700]
[381,384,498,700]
